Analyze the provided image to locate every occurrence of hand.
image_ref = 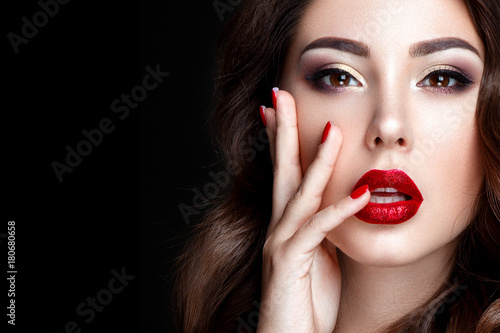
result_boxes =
[257,88,370,333]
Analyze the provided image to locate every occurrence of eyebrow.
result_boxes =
[301,37,370,58]
[301,37,480,59]
[409,37,480,58]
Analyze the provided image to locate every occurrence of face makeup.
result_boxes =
[280,0,484,266]
[352,170,423,224]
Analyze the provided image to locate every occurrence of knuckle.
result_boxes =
[283,185,321,218]
[289,184,321,206]
[325,201,349,221]
[289,154,301,167]
[308,186,324,201]
[284,188,305,212]
[262,239,285,266]
[289,186,305,204]
[306,213,322,231]
[330,200,348,219]
[274,158,297,173]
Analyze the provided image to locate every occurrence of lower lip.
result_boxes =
[355,200,421,224]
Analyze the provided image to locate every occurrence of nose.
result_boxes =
[365,89,413,151]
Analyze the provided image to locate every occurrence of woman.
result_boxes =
[174,0,500,332]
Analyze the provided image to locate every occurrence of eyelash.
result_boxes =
[417,69,474,94]
[307,68,361,92]
[306,67,474,94]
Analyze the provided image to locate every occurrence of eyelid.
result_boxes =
[418,65,472,82]
[415,65,475,95]
[309,63,365,85]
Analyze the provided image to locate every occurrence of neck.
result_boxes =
[333,242,457,333]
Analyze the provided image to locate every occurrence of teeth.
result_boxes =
[369,195,407,203]
[372,187,398,193]
[368,187,409,203]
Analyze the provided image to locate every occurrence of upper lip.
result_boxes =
[353,169,423,202]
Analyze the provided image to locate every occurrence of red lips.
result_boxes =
[352,169,423,224]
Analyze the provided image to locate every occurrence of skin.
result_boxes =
[258,0,485,332]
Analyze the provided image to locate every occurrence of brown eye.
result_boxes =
[315,68,361,90]
[416,69,473,93]
[330,73,351,86]
[428,74,450,87]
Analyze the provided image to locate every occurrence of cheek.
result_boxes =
[420,105,483,231]
[295,90,370,177]
[414,92,483,200]
[295,95,328,174]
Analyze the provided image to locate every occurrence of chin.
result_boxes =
[328,216,452,268]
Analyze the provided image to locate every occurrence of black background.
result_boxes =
[4,0,236,332]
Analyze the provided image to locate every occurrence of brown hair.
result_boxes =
[173,0,500,332]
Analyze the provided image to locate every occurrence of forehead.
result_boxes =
[290,0,484,58]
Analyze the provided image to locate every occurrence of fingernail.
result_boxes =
[321,121,332,144]
[260,105,267,127]
[351,185,369,199]
[272,87,279,109]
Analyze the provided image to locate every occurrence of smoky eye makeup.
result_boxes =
[303,63,477,95]
[305,64,363,93]
[416,65,475,95]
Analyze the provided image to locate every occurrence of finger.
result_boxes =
[271,89,302,222]
[270,123,343,240]
[285,187,370,257]
[264,106,276,168]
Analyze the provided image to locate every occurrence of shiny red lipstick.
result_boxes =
[352,169,423,224]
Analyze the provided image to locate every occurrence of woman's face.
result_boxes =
[280,0,485,266]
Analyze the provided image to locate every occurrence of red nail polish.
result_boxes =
[321,121,332,144]
[272,87,279,109]
[260,105,267,127]
[351,185,369,199]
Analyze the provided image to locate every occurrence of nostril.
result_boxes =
[373,137,406,146]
